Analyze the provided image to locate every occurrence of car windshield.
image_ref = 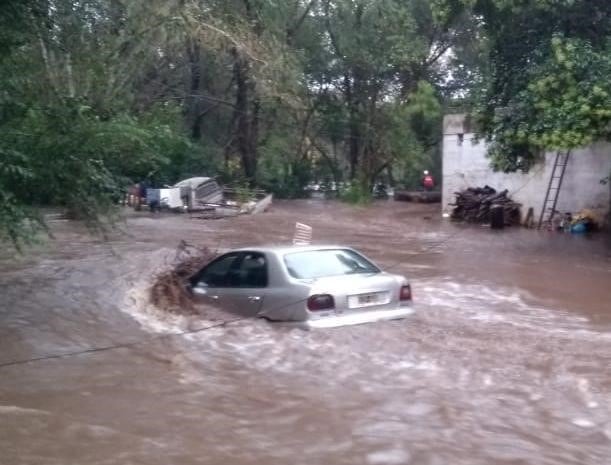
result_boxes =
[283,249,380,279]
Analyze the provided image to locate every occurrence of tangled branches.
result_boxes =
[150,241,218,315]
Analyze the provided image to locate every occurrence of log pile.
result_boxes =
[450,186,521,225]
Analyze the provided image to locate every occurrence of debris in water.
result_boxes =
[150,242,217,315]
[293,222,313,245]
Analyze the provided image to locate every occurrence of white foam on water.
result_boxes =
[124,282,190,334]
[417,279,611,340]
[119,248,206,335]
[572,418,595,428]
[389,360,438,371]
[85,424,120,437]
[402,263,436,270]
[0,405,50,416]
[367,448,411,464]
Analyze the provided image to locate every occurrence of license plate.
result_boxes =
[348,291,390,308]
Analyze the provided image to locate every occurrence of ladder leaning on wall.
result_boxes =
[537,150,571,229]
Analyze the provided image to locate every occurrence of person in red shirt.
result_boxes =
[422,170,435,191]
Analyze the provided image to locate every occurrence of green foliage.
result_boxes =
[257,120,307,198]
[484,37,611,170]
[405,82,443,148]
[0,100,196,244]
[470,0,611,171]
[232,181,254,205]
[0,0,199,247]
[0,0,485,247]
[259,157,311,199]
[303,1,456,189]
[339,182,372,205]
[0,146,44,249]
[370,82,442,188]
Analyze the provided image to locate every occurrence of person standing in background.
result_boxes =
[422,170,435,191]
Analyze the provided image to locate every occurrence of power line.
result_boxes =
[0,317,247,370]
[0,291,318,370]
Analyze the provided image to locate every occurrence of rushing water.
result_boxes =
[1,200,610,465]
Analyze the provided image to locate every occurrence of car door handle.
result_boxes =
[247,296,261,302]
[209,295,219,300]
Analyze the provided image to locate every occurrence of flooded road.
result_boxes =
[1,200,611,465]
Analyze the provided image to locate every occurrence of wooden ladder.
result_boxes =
[537,150,571,229]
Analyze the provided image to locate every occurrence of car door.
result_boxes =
[220,252,268,316]
[191,252,267,317]
[191,252,240,309]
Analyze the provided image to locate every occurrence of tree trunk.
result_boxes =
[348,115,360,180]
[344,73,360,180]
[247,97,260,182]
[608,172,611,233]
[232,50,258,182]
[109,0,126,35]
[186,38,202,139]
[386,165,394,186]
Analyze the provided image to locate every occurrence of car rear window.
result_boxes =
[283,249,380,279]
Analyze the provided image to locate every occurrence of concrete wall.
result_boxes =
[442,114,611,224]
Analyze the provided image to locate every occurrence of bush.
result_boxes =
[339,182,371,204]
[0,101,196,247]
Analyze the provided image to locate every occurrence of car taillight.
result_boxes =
[307,294,335,311]
[399,284,412,301]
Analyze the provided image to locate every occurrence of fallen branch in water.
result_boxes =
[150,242,218,315]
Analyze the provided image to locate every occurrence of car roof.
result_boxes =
[173,177,215,188]
[232,245,355,256]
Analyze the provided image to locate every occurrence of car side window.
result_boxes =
[193,253,240,287]
[192,252,268,288]
[235,252,268,288]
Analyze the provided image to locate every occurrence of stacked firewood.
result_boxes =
[450,186,521,225]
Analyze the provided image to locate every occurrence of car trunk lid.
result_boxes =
[308,272,402,313]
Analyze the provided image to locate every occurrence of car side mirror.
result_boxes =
[192,282,208,296]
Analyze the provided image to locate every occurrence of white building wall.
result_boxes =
[442,115,611,224]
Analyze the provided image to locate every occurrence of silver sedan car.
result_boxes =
[189,245,413,328]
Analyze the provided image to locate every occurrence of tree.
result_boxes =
[469,0,611,171]
[290,0,469,195]
[0,0,196,246]
[0,0,494,246]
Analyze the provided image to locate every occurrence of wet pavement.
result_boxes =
[1,199,611,465]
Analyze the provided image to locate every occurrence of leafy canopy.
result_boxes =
[468,0,611,171]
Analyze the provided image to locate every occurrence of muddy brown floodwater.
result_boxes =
[1,200,611,465]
